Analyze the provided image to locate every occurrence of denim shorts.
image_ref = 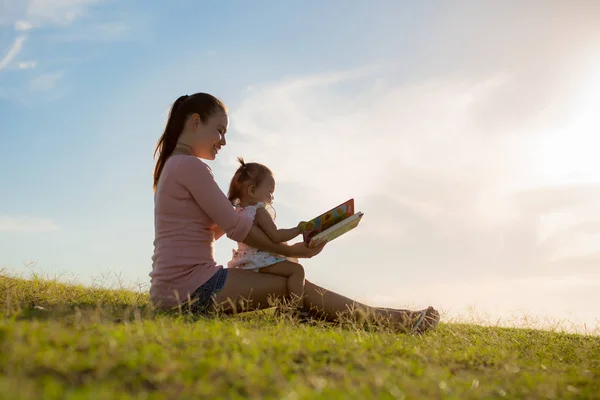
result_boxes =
[188,268,229,314]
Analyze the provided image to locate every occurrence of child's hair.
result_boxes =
[227,157,273,204]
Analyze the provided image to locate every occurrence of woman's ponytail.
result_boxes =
[153,95,189,190]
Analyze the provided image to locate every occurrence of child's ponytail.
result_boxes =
[227,157,249,203]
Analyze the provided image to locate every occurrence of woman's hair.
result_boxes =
[227,157,273,204]
[153,92,227,190]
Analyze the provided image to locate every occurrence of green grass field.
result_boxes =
[1,273,598,399]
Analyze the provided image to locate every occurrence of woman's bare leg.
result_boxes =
[214,267,440,332]
[214,268,288,313]
[303,280,440,332]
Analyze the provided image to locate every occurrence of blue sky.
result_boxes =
[2,1,600,331]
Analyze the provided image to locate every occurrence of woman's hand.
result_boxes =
[243,225,325,258]
[289,241,327,258]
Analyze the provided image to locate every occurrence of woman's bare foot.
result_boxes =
[408,306,440,334]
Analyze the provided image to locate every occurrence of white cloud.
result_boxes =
[28,72,62,91]
[0,0,102,28]
[0,0,126,83]
[0,35,26,70]
[24,0,104,26]
[0,0,116,62]
[18,60,37,69]
[48,22,131,42]
[0,215,59,233]
[230,63,600,254]
[230,69,537,213]
[14,20,33,31]
[223,64,600,328]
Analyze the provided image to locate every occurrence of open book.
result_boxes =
[302,199,364,247]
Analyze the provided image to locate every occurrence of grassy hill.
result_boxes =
[1,273,598,399]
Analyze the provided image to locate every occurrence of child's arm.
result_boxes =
[254,207,303,243]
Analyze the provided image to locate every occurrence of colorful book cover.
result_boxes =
[302,199,362,245]
[309,212,364,247]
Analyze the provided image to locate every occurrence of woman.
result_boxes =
[149,92,440,333]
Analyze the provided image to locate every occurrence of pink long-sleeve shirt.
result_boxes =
[149,154,253,309]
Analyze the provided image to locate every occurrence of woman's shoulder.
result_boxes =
[166,154,213,177]
[167,154,210,168]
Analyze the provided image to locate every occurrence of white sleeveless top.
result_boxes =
[227,202,296,271]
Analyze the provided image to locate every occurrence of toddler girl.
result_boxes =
[227,157,309,307]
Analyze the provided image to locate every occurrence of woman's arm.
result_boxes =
[212,225,225,240]
[243,225,293,255]
[177,157,252,242]
[242,225,326,259]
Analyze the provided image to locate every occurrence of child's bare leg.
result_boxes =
[259,261,305,306]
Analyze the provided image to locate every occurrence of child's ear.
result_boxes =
[247,185,256,197]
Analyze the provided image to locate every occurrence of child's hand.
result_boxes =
[297,221,311,232]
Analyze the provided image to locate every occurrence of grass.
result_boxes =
[1,272,599,399]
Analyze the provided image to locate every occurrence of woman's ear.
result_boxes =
[190,113,201,130]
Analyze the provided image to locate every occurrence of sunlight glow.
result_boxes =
[532,57,600,186]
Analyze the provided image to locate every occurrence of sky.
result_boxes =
[1,0,600,332]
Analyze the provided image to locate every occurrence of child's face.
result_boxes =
[251,175,275,204]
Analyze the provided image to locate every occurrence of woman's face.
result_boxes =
[188,109,228,160]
